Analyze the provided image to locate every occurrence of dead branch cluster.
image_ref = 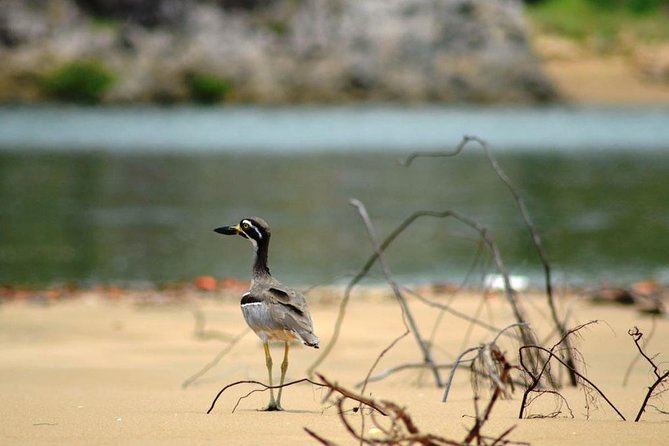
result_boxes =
[195,136,668,445]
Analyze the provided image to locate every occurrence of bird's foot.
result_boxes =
[261,400,284,411]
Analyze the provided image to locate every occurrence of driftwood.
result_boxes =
[305,374,525,446]
[350,199,442,388]
[402,135,577,387]
[309,208,546,385]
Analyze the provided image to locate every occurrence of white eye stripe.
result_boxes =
[241,219,263,240]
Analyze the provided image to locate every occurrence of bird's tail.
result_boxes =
[300,332,320,349]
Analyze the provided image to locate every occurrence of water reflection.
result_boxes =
[2,149,668,286]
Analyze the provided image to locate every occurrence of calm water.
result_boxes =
[1,105,668,286]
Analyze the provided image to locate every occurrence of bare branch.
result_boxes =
[518,341,626,421]
[309,207,536,379]
[402,285,516,338]
[628,327,669,421]
[350,199,441,389]
[623,318,657,387]
[402,135,577,387]
[443,347,482,403]
[206,375,389,415]
[628,326,662,379]
[304,427,340,446]
[443,323,526,403]
[464,347,514,444]
[356,361,471,388]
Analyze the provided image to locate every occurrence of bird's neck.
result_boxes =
[252,238,271,278]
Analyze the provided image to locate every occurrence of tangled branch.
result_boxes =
[402,135,577,387]
[518,321,625,421]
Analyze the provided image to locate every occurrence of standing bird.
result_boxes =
[214,217,319,411]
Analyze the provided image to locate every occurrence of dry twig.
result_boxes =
[311,374,462,446]
[518,321,626,421]
[206,375,388,415]
[402,135,577,387]
[310,206,544,385]
[628,326,669,421]
[443,323,526,402]
[350,199,439,388]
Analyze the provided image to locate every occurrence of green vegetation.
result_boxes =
[40,60,115,104]
[185,72,234,104]
[527,0,669,46]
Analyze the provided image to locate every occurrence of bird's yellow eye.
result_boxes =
[242,222,250,230]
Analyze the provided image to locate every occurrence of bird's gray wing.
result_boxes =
[263,286,316,338]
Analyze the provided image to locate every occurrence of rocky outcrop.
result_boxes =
[0,0,557,103]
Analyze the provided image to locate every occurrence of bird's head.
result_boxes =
[214,217,271,247]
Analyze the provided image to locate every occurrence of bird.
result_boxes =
[214,217,319,411]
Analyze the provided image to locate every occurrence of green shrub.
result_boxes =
[586,0,667,13]
[40,60,115,104]
[185,72,234,104]
[528,0,669,43]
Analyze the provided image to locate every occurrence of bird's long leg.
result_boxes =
[276,342,289,409]
[263,342,280,411]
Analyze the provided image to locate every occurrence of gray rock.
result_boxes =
[0,0,557,103]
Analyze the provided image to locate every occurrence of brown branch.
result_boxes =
[518,343,625,420]
[207,378,314,414]
[317,374,390,416]
[635,371,669,422]
[304,427,340,446]
[464,348,513,444]
[206,375,389,415]
[332,392,460,446]
[623,318,657,387]
[628,326,669,421]
[628,326,662,379]
[311,372,524,445]
[518,322,596,419]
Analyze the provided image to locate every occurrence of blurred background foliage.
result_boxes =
[184,72,235,104]
[39,60,115,104]
[527,0,669,46]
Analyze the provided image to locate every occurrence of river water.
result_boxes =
[1,105,668,287]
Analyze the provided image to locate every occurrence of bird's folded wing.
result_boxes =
[264,287,314,332]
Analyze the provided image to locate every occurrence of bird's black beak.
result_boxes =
[214,225,239,236]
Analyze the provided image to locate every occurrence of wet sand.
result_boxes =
[0,288,667,445]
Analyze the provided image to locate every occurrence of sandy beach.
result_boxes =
[532,35,669,105]
[544,56,669,104]
[1,286,667,445]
